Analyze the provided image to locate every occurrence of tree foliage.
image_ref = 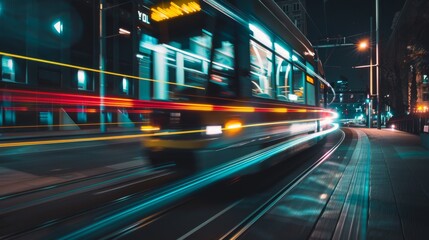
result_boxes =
[383,0,429,116]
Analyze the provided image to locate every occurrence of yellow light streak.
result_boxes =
[243,118,320,128]
[180,103,213,111]
[271,108,288,113]
[225,120,242,130]
[220,106,255,112]
[140,125,160,131]
[0,129,206,148]
[0,51,204,90]
[0,117,333,148]
[0,121,150,129]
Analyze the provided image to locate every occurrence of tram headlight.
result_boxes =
[225,120,242,130]
[224,119,242,136]
[206,125,223,135]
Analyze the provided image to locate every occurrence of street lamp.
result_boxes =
[354,0,381,130]
[376,0,381,129]
[358,40,369,51]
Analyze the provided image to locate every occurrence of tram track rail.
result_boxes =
[2,126,343,239]
[0,164,170,201]
[90,128,345,240]
[0,165,179,239]
[221,130,345,240]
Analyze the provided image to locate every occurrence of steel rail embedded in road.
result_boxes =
[0,164,167,201]
[59,124,339,240]
[0,166,177,240]
[220,129,345,240]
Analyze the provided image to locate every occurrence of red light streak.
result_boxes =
[1,89,335,116]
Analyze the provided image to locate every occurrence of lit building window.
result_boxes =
[122,78,129,95]
[1,56,15,82]
[77,70,86,90]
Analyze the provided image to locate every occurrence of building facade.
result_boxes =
[384,0,429,116]
[275,0,307,35]
[327,79,367,121]
[0,0,141,130]
[0,0,324,132]
[413,71,429,113]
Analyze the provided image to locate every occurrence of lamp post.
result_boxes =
[376,0,381,129]
[354,35,374,129]
[354,0,381,129]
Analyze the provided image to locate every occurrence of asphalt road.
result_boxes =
[1,128,347,239]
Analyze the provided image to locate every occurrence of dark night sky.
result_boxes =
[305,0,406,90]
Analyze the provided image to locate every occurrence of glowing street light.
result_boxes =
[358,40,369,51]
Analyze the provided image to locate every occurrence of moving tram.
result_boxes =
[141,0,336,172]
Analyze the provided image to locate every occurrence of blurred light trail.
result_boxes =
[0,121,149,130]
[0,51,204,90]
[243,118,325,129]
[1,89,335,115]
[60,123,339,240]
[0,118,336,148]
[0,129,202,148]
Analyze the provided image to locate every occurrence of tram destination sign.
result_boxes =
[150,0,201,22]
[150,0,204,44]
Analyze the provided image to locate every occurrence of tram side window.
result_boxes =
[159,33,212,100]
[275,55,292,101]
[205,13,238,98]
[207,39,236,98]
[291,65,305,103]
[250,40,273,99]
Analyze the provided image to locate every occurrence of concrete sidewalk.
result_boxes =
[362,128,429,239]
[242,127,429,239]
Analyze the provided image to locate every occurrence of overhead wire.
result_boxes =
[297,0,324,39]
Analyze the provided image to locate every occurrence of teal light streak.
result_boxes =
[61,124,339,239]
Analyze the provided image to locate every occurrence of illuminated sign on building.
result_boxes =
[138,10,150,25]
[151,1,201,22]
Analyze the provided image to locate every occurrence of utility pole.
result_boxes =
[370,16,373,128]
[99,0,106,133]
[376,0,381,129]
